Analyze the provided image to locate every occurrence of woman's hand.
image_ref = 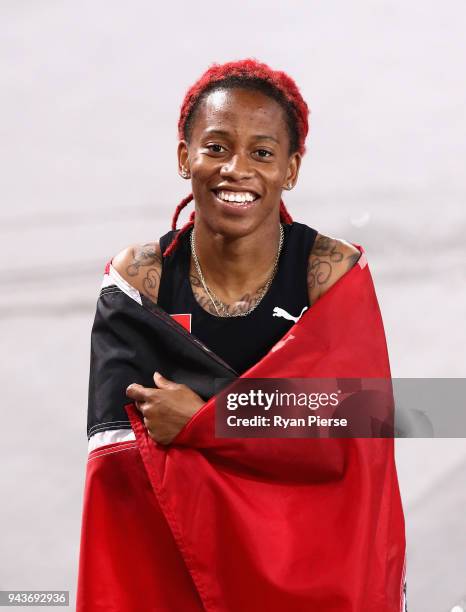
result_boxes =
[126,372,205,445]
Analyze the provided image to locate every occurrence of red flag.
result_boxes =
[77,247,406,611]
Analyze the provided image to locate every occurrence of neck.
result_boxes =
[191,219,283,300]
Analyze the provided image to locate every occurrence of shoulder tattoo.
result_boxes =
[307,233,361,298]
[126,242,162,301]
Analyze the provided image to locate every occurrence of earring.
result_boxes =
[285,182,293,190]
[181,168,190,178]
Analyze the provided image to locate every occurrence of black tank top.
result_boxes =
[158,221,318,375]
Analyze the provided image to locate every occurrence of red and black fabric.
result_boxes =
[77,247,406,612]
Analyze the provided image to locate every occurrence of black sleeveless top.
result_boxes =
[158,221,318,375]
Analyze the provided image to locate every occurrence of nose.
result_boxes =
[219,153,254,181]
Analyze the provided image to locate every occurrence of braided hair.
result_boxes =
[163,58,310,257]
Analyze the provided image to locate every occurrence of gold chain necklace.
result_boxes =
[190,224,284,318]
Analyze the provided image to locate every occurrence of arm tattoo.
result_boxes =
[307,234,360,299]
[126,243,162,301]
[141,269,161,299]
[307,257,332,289]
[312,235,344,263]
[126,243,162,275]
[307,235,344,291]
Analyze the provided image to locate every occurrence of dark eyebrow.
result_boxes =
[203,128,279,144]
[252,134,279,144]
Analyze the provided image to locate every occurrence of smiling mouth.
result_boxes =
[212,189,260,205]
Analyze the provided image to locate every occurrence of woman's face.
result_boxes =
[177,87,301,236]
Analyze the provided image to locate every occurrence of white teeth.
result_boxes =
[216,190,257,203]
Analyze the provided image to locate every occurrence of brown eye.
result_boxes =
[207,144,225,153]
[256,149,273,158]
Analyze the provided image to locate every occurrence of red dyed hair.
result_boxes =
[163,58,310,257]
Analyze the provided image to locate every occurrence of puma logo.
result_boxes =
[272,306,308,323]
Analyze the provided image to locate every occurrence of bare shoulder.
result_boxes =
[307,232,361,305]
[111,241,162,304]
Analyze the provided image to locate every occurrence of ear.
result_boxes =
[282,152,302,190]
[177,140,191,179]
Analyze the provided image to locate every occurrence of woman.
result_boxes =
[79,59,406,612]
[112,58,361,446]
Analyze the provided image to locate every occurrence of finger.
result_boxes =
[153,371,178,390]
[132,399,146,413]
[126,383,150,401]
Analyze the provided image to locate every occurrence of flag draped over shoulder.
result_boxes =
[76,247,406,612]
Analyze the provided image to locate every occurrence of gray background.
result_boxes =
[1,1,465,610]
